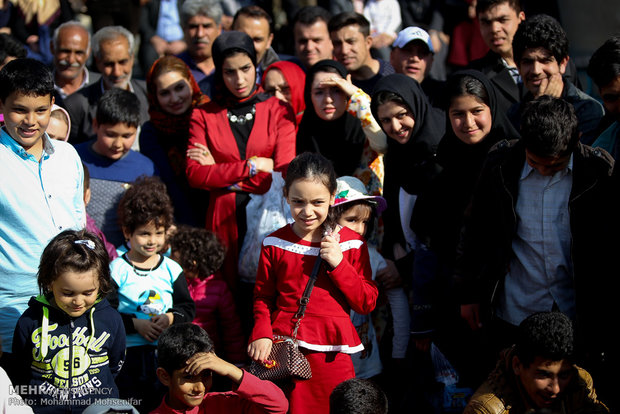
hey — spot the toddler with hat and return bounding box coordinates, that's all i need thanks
[330,176,410,379]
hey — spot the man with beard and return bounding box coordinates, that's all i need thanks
[50,21,100,103]
[64,25,149,146]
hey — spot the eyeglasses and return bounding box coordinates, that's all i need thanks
[265,85,291,96]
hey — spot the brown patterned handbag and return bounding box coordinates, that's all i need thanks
[248,258,323,381]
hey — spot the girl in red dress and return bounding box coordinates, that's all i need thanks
[248,152,379,414]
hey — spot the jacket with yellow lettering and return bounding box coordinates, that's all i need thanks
[12,295,126,413]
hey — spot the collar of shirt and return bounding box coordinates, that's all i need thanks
[0,127,55,161]
[99,77,135,95]
[520,153,574,181]
[54,67,90,99]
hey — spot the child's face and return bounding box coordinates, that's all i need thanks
[165,368,212,410]
[286,178,334,241]
[449,94,492,145]
[337,204,372,237]
[46,116,69,141]
[49,269,100,317]
[0,92,53,151]
[124,221,167,262]
[92,122,137,160]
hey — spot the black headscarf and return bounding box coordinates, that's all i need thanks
[296,59,367,177]
[436,69,520,170]
[371,73,445,195]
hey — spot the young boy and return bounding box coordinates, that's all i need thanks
[152,323,288,414]
[0,58,85,372]
[75,87,156,247]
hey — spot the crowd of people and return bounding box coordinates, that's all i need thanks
[0,0,619,413]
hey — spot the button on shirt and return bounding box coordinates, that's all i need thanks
[0,128,85,351]
[497,155,575,326]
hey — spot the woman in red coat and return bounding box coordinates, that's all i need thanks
[186,31,296,326]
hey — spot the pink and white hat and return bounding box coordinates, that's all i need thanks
[333,176,387,215]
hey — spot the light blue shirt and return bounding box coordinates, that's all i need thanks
[156,0,184,42]
[497,155,575,326]
[0,128,85,351]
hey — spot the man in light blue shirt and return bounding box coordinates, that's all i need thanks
[0,59,85,368]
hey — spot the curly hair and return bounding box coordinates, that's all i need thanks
[38,229,113,296]
[117,175,174,234]
[513,14,569,65]
[330,378,388,414]
[169,225,226,278]
[514,311,574,367]
[158,323,214,374]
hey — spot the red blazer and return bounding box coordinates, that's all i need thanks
[186,97,296,289]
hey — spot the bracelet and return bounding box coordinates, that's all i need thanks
[247,156,258,177]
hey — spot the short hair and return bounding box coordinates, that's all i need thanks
[232,5,273,34]
[38,229,113,296]
[169,225,226,278]
[330,378,388,414]
[92,25,135,60]
[476,0,522,15]
[513,14,569,65]
[520,95,579,157]
[292,6,331,28]
[0,58,54,102]
[587,36,620,89]
[95,88,141,128]
[158,323,214,374]
[52,21,91,51]
[514,311,574,367]
[328,12,370,37]
[181,0,223,27]
[117,175,174,234]
[0,33,27,64]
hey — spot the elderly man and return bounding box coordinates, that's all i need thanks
[64,25,149,145]
[177,0,222,83]
[50,21,100,103]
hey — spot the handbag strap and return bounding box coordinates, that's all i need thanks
[291,256,323,338]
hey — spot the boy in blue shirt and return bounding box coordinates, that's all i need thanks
[75,88,156,247]
[0,58,85,376]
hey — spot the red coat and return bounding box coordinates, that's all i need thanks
[250,225,378,352]
[186,274,246,364]
[186,97,296,289]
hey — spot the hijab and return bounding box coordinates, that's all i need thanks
[146,56,209,137]
[371,73,445,194]
[297,59,367,177]
[211,30,264,108]
[437,69,520,170]
[261,60,306,123]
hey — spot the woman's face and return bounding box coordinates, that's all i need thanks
[377,100,415,144]
[263,68,292,103]
[310,71,347,121]
[155,70,193,115]
[449,94,492,145]
[222,52,256,99]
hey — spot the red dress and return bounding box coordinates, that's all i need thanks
[250,224,378,414]
[186,97,296,289]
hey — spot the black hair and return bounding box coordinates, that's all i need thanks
[587,36,620,89]
[514,311,574,367]
[0,33,27,66]
[0,58,54,102]
[38,229,113,297]
[117,175,174,234]
[520,95,579,157]
[95,88,141,128]
[476,0,522,15]
[232,5,273,34]
[330,378,388,414]
[169,225,226,278]
[513,14,569,65]
[443,73,490,110]
[329,200,376,239]
[371,90,411,118]
[292,5,331,27]
[284,152,337,197]
[158,323,214,374]
[328,12,370,37]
